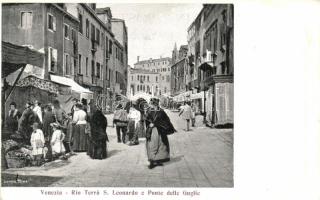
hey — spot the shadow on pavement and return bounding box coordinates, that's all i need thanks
[165,155,184,165]
[108,149,123,158]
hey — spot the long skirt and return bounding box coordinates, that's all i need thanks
[72,124,87,152]
[88,138,107,159]
[146,127,170,162]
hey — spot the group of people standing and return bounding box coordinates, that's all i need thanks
[5,98,109,166]
[113,98,176,169]
[6,96,177,170]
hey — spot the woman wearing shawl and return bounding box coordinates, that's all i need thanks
[87,104,108,159]
[145,98,176,169]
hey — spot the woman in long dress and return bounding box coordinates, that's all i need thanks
[87,105,108,159]
[145,98,176,169]
[72,103,87,152]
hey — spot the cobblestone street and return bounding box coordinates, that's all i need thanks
[2,110,233,187]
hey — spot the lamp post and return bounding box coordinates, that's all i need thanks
[203,86,207,124]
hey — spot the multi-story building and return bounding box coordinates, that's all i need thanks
[65,3,128,109]
[110,18,128,96]
[2,3,129,112]
[134,57,171,95]
[190,4,234,126]
[127,67,160,97]
[170,44,189,97]
[2,3,79,80]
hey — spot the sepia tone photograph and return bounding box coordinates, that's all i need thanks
[1,3,234,187]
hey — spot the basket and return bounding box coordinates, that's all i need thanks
[5,155,27,168]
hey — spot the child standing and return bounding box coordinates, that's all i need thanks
[50,123,66,159]
[30,122,45,166]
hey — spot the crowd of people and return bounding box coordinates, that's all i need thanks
[5,98,109,166]
[5,96,178,169]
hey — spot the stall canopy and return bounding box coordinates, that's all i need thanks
[50,74,93,99]
[2,41,44,77]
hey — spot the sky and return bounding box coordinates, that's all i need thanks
[98,4,203,67]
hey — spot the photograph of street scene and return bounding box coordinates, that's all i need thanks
[1,3,234,187]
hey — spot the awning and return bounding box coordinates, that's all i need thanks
[191,92,205,100]
[50,74,93,99]
[2,41,44,77]
[16,75,62,94]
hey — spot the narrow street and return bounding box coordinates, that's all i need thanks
[2,110,233,187]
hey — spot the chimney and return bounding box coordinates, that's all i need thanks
[137,56,140,62]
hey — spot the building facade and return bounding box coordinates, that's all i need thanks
[2,3,79,80]
[127,67,160,98]
[134,57,171,95]
[190,4,234,125]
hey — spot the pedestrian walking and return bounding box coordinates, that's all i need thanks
[191,103,196,127]
[127,103,141,146]
[72,103,88,152]
[6,102,21,134]
[30,122,45,166]
[145,98,176,169]
[88,104,108,159]
[179,101,192,131]
[113,104,128,143]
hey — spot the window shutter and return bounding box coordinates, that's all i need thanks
[53,16,56,31]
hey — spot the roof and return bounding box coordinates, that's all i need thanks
[96,7,112,17]
[130,68,159,74]
[134,57,171,65]
[80,4,114,37]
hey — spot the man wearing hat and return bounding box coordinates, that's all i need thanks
[113,104,128,143]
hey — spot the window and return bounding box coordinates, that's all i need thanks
[109,40,112,54]
[105,36,109,57]
[91,24,95,41]
[71,28,76,42]
[137,75,140,80]
[116,48,118,59]
[73,58,76,75]
[79,13,83,34]
[96,28,100,44]
[21,12,32,29]
[164,87,167,93]
[48,13,56,31]
[48,47,57,72]
[167,75,170,82]
[91,60,95,77]
[64,54,70,75]
[108,69,111,81]
[137,85,139,91]
[96,63,100,78]
[156,76,158,82]
[78,54,82,74]
[131,76,133,81]
[147,76,149,81]
[64,24,69,39]
[85,57,88,76]
[168,68,170,71]
[162,76,164,81]
[86,19,89,38]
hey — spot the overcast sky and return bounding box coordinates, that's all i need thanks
[98,4,203,67]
